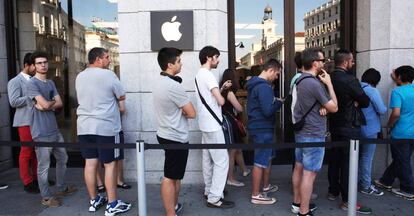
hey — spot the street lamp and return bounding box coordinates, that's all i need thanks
[235,42,244,48]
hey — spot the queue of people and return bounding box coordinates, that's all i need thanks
[5,46,414,216]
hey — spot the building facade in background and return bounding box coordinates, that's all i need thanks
[304,0,340,60]
[240,6,305,66]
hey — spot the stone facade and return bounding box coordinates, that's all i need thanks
[118,0,228,182]
[356,0,414,174]
[0,0,12,171]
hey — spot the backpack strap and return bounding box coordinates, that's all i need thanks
[293,75,319,120]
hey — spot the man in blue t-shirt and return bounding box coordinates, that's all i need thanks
[375,65,414,200]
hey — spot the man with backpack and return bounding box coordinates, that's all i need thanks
[291,48,338,216]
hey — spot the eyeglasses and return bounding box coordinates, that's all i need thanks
[35,61,48,65]
[314,59,326,63]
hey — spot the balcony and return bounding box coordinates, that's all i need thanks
[40,0,57,8]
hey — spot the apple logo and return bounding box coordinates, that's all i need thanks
[161,16,182,42]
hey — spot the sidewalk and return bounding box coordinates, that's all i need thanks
[0,166,412,216]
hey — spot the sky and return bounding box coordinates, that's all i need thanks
[59,0,331,58]
[60,0,118,27]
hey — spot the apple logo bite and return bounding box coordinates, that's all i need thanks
[161,16,182,42]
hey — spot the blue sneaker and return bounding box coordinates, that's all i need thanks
[175,203,183,215]
[89,195,107,212]
[105,200,131,216]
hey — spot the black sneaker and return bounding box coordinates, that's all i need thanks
[206,198,235,209]
[97,185,106,193]
[297,211,314,216]
[24,181,40,194]
[373,179,392,191]
[204,189,228,200]
[291,202,317,214]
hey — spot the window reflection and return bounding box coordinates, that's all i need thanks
[19,0,118,146]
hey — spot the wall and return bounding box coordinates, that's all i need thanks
[118,0,228,183]
[356,0,414,175]
[0,0,12,171]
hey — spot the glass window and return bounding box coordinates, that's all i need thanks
[13,0,120,163]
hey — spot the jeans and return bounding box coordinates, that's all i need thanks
[294,135,325,172]
[251,132,275,168]
[358,134,377,189]
[34,133,68,199]
[201,130,228,203]
[380,139,414,194]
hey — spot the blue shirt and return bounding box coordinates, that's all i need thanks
[390,84,414,139]
[360,82,387,137]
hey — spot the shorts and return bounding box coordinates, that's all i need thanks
[79,133,124,164]
[295,135,325,172]
[157,136,189,180]
[250,132,275,168]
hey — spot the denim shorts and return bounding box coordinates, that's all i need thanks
[295,135,325,172]
[251,132,275,168]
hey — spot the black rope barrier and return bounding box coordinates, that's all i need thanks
[0,138,412,150]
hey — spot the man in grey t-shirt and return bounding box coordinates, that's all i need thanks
[76,47,131,215]
[291,48,338,216]
[154,47,196,216]
[27,51,76,207]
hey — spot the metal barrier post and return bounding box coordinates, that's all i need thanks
[136,140,147,216]
[348,139,359,216]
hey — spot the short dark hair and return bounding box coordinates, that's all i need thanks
[31,51,48,63]
[262,59,282,72]
[88,47,108,64]
[394,65,414,83]
[250,65,262,76]
[294,51,303,69]
[23,52,33,66]
[334,49,352,66]
[199,46,220,65]
[302,48,323,70]
[157,47,183,71]
[220,68,239,91]
[361,68,381,87]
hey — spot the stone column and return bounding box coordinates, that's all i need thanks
[17,0,36,62]
[118,0,228,182]
[356,0,414,175]
[0,0,12,171]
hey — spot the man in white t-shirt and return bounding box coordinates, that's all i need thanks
[153,47,196,216]
[195,46,234,208]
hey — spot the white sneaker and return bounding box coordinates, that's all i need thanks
[105,200,131,216]
[263,184,279,193]
[251,193,276,205]
[89,195,107,212]
[227,180,245,187]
